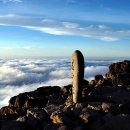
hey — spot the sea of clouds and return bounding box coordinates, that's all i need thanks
[0,57,126,108]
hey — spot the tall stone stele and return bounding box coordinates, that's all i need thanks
[71,50,85,103]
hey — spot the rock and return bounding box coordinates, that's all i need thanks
[63,103,84,118]
[44,104,64,116]
[35,86,61,96]
[109,61,130,73]
[119,104,130,114]
[91,113,130,130]
[93,75,113,88]
[47,94,64,106]
[0,106,16,115]
[87,102,102,111]
[26,117,42,130]
[27,91,40,99]
[58,125,68,130]
[47,98,64,106]
[65,95,73,107]
[42,123,59,130]
[73,103,84,116]
[94,75,104,84]
[24,97,47,108]
[50,110,71,125]
[71,50,85,103]
[9,96,17,107]
[61,84,72,94]
[89,80,96,86]
[79,108,100,125]
[15,108,26,116]
[83,79,89,86]
[82,86,93,97]
[106,60,130,87]
[101,102,112,112]
[27,107,48,120]
[102,78,113,86]
[0,114,18,120]
[73,126,84,130]
[16,116,27,122]
[0,121,27,130]
[14,93,28,107]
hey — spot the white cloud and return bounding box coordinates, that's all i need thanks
[42,19,56,23]
[100,36,119,42]
[62,22,79,28]
[0,58,71,86]
[0,66,24,85]
[0,14,16,18]
[85,66,109,79]
[98,25,108,29]
[0,14,130,42]
[49,69,70,78]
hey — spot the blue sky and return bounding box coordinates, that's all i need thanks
[0,0,130,57]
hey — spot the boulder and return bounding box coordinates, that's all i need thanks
[14,93,28,107]
[16,116,27,122]
[87,102,102,111]
[105,60,130,87]
[61,85,72,94]
[44,104,64,116]
[79,108,100,125]
[50,110,71,125]
[27,107,48,120]
[24,97,47,108]
[94,75,104,84]
[0,106,16,115]
[101,102,112,113]
[15,108,26,116]
[35,86,61,96]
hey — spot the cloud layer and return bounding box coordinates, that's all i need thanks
[0,14,130,41]
[0,57,117,108]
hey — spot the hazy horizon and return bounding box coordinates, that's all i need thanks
[1,55,130,59]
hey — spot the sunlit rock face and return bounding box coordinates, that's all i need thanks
[105,60,130,87]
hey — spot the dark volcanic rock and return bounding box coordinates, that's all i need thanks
[0,106,16,115]
[105,60,130,87]
[50,110,71,125]
[35,86,61,96]
[90,114,130,130]
[94,75,104,84]
[61,84,72,94]
[27,107,48,120]
[44,104,64,116]
[0,121,27,130]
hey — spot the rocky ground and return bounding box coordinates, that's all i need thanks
[0,60,130,130]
